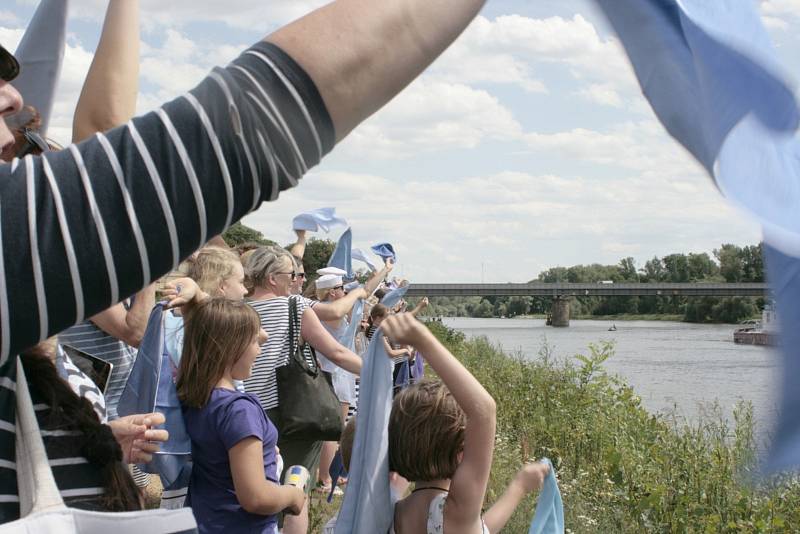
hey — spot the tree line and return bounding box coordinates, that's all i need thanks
[424,243,765,324]
[222,225,764,324]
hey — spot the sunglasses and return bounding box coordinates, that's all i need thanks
[275,271,297,280]
[17,128,50,158]
[332,285,344,291]
[0,44,20,82]
[296,272,306,279]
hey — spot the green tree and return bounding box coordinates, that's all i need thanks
[301,238,337,283]
[221,222,277,247]
[618,257,639,281]
[687,252,719,281]
[714,244,744,282]
[740,243,764,282]
[641,256,666,282]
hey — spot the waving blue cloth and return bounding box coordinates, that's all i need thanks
[762,245,800,474]
[334,330,393,534]
[528,458,564,534]
[118,303,192,488]
[14,0,69,136]
[371,243,396,262]
[593,0,800,475]
[352,248,377,272]
[292,207,348,233]
[328,227,354,279]
[593,0,800,256]
[380,284,409,309]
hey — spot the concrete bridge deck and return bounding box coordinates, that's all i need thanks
[404,283,768,298]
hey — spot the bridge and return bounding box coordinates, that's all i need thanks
[404,283,769,327]
[404,283,768,298]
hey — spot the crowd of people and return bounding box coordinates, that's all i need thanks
[0,0,558,533]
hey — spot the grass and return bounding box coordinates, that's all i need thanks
[147,320,794,532]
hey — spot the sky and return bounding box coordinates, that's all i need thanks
[2,0,799,283]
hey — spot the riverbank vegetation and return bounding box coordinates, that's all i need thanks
[308,322,797,533]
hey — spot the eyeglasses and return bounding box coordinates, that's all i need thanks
[0,44,20,82]
[332,285,344,291]
[296,272,306,279]
[275,271,297,280]
[17,128,50,158]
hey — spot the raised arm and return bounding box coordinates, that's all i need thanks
[0,0,485,363]
[300,307,362,375]
[72,0,140,142]
[288,229,307,261]
[266,0,486,141]
[363,259,394,296]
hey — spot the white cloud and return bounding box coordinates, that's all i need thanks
[338,79,523,158]
[574,83,623,108]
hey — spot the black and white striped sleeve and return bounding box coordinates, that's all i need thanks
[0,41,334,360]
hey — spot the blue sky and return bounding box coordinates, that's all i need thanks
[3,0,799,282]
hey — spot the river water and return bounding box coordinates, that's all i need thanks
[442,317,779,442]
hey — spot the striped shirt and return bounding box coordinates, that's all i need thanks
[244,296,310,411]
[0,357,106,523]
[58,321,135,420]
[0,40,334,362]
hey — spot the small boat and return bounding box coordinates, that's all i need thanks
[608,324,617,331]
[734,305,778,347]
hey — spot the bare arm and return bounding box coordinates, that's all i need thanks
[300,307,362,374]
[72,0,140,142]
[482,463,550,533]
[312,288,367,322]
[382,314,496,532]
[409,296,429,317]
[230,438,305,515]
[363,260,394,296]
[266,0,486,141]
[90,284,155,347]
[289,230,307,260]
[382,337,410,359]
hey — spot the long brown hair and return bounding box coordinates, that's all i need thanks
[19,352,142,512]
[177,298,260,408]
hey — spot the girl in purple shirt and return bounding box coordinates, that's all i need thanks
[177,298,305,533]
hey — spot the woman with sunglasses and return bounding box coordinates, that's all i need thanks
[242,246,362,534]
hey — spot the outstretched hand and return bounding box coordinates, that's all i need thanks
[109,412,169,464]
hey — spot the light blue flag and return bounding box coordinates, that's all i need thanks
[352,248,377,272]
[328,227,354,279]
[762,245,800,474]
[371,243,396,262]
[593,0,800,475]
[528,458,564,534]
[118,303,192,488]
[13,0,69,137]
[292,207,348,233]
[334,330,394,534]
[593,0,800,257]
[380,284,409,309]
[341,299,364,353]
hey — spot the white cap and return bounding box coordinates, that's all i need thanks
[317,267,347,277]
[316,274,343,289]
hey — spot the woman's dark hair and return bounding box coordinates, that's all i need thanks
[19,352,142,512]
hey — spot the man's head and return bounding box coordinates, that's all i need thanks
[0,44,24,159]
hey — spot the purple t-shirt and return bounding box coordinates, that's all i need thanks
[183,388,279,533]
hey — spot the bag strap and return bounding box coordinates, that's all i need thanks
[15,357,67,516]
[287,297,317,376]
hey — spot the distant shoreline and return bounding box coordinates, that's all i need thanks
[433,313,760,323]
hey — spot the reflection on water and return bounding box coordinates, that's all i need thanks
[443,317,779,440]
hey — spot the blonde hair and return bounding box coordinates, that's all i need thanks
[181,247,241,295]
[315,286,334,301]
[177,298,260,408]
[245,246,295,289]
[388,379,466,481]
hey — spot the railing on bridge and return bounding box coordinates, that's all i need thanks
[404,283,768,298]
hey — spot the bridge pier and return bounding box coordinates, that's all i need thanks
[550,297,570,327]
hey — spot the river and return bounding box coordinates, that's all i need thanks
[442,317,779,443]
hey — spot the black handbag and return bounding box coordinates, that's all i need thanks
[275,296,344,441]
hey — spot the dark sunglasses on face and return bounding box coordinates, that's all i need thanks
[275,271,297,280]
[17,128,50,158]
[296,272,306,279]
[333,285,344,291]
[0,44,20,82]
